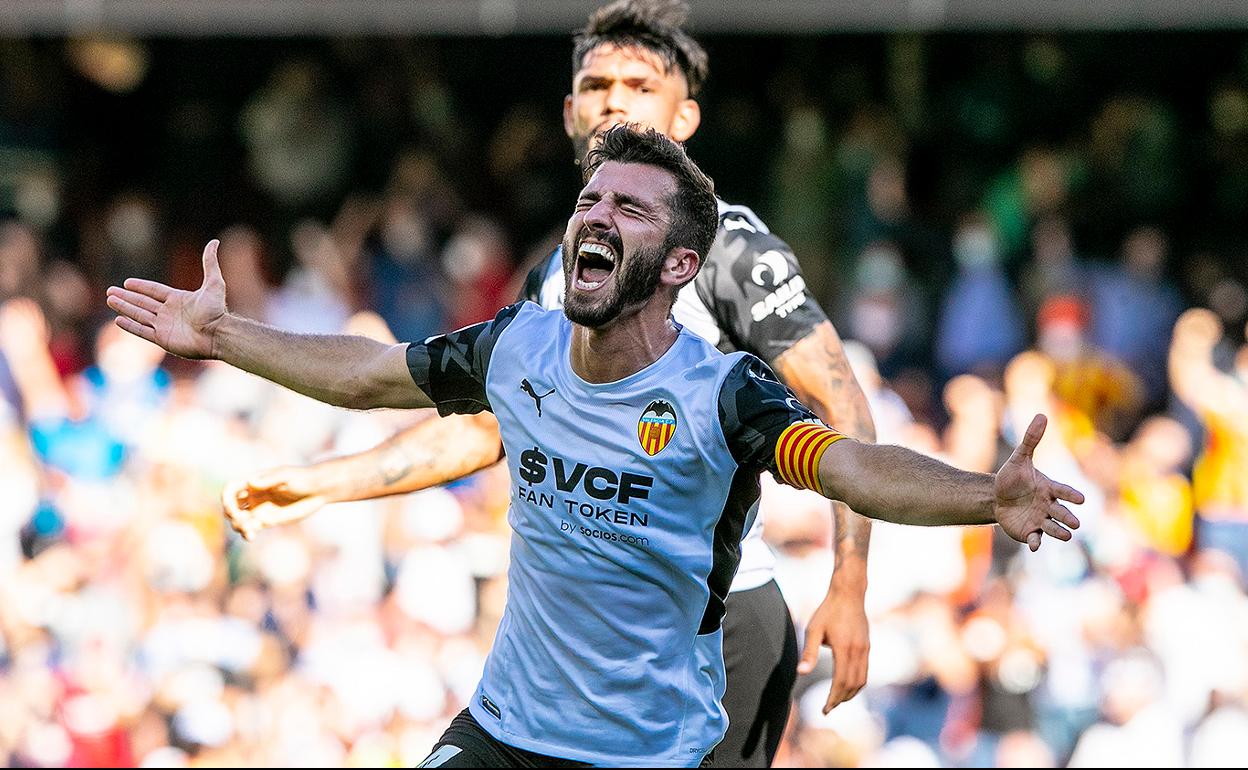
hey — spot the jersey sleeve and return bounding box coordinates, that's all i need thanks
[696,216,829,363]
[718,355,848,494]
[406,302,526,417]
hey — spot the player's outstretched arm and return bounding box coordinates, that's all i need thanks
[106,240,429,411]
[818,414,1083,551]
[222,412,503,540]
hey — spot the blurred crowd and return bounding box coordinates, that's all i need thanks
[2,33,1248,768]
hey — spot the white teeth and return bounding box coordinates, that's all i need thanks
[578,242,614,262]
[574,241,613,292]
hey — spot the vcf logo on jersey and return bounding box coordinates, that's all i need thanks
[637,400,678,456]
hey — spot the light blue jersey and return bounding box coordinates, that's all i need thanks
[515,201,831,593]
[406,302,824,766]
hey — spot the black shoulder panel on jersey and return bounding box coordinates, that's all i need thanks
[406,302,527,417]
[717,354,821,473]
[695,210,829,362]
[516,248,559,303]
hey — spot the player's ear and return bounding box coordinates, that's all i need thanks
[563,94,576,139]
[662,247,700,287]
[669,99,701,143]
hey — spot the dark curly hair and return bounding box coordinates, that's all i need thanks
[583,124,717,269]
[572,0,709,96]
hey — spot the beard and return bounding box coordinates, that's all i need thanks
[562,229,666,328]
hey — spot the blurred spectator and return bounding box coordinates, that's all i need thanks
[0,220,42,303]
[84,322,171,447]
[1143,551,1248,731]
[942,374,1004,475]
[766,103,842,301]
[216,226,274,323]
[1085,96,1180,225]
[942,374,1007,600]
[847,240,928,377]
[0,387,38,574]
[0,299,125,481]
[1169,308,1248,581]
[440,214,513,330]
[41,259,93,375]
[266,220,354,335]
[1037,295,1145,441]
[1021,215,1085,319]
[239,59,354,210]
[842,339,915,446]
[1088,226,1184,405]
[981,147,1073,260]
[1116,417,1194,557]
[936,213,1027,379]
[365,192,447,343]
[1066,652,1183,768]
[858,155,909,245]
[98,195,165,288]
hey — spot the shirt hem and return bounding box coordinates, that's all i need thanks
[467,700,707,768]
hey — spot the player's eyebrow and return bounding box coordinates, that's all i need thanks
[578,74,661,92]
[577,188,667,222]
[626,75,661,88]
[577,75,613,91]
[612,191,658,215]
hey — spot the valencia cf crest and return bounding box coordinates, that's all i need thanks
[638,400,678,456]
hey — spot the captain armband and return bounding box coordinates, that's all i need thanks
[774,422,848,495]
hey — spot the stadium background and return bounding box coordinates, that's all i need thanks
[2,1,1247,766]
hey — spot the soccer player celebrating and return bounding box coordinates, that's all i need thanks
[224,4,876,764]
[108,126,1083,768]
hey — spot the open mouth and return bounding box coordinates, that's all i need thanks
[574,240,617,292]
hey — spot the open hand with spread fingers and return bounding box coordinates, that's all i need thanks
[105,239,227,360]
[994,414,1085,551]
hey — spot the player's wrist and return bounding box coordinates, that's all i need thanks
[291,463,347,504]
[828,568,867,601]
[208,312,245,362]
[987,473,1007,526]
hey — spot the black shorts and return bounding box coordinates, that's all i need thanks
[417,710,590,768]
[717,579,799,768]
[418,709,717,768]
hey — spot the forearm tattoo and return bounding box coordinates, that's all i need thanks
[774,322,876,567]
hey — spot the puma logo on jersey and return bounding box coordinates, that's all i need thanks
[521,379,556,416]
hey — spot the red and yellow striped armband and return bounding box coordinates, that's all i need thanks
[774,422,848,495]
